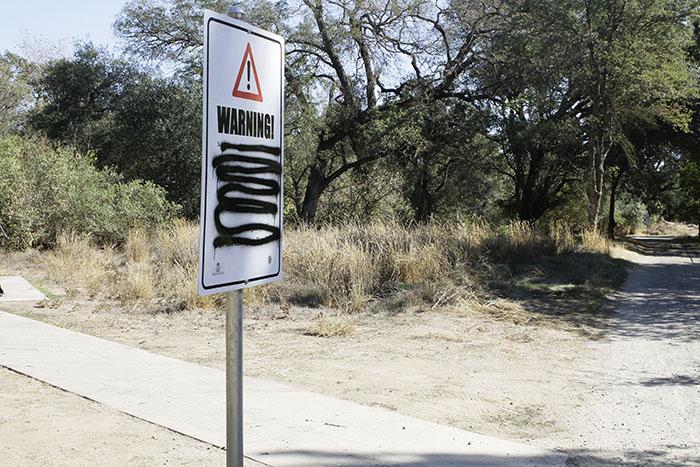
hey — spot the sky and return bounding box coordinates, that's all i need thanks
[0,0,129,59]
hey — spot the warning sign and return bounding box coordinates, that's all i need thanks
[198,10,284,295]
[233,43,263,102]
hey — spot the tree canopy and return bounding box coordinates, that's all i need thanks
[3,0,698,234]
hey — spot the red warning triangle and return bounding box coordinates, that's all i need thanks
[232,43,263,102]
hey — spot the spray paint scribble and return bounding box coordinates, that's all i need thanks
[213,143,281,248]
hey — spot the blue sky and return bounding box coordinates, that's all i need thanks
[0,1,129,58]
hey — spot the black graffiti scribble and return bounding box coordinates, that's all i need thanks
[217,176,279,196]
[217,195,277,215]
[220,142,281,156]
[213,143,281,248]
[213,220,280,247]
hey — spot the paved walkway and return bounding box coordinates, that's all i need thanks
[0,276,45,302]
[0,311,566,466]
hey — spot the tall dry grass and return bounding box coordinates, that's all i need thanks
[46,231,116,298]
[46,221,219,310]
[44,219,609,313]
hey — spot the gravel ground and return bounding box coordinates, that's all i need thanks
[561,238,700,466]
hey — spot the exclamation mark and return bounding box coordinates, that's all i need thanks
[246,61,251,90]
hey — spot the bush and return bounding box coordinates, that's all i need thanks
[615,198,648,235]
[0,150,33,249]
[0,135,178,249]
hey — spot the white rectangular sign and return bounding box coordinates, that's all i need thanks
[198,10,284,295]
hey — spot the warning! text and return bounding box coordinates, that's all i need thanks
[217,105,274,140]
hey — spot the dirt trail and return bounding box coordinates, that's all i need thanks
[566,237,700,465]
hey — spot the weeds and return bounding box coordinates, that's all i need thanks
[304,313,354,337]
[41,220,623,320]
[580,230,610,254]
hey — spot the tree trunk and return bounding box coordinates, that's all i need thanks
[607,168,624,239]
[299,166,326,224]
[410,159,432,223]
[587,139,606,231]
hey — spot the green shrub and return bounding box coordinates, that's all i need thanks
[615,197,648,235]
[0,151,33,249]
[0,135,178,249]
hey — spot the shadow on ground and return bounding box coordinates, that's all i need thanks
[638,374,700,386]
[499,236,700,341]
[253,447,699,466]
[255,450,559,467]
[496,251,629,334]
[603,262,700,342]
[622,235,699,259]
[565,445,700,466]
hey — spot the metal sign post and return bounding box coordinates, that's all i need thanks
[197,5,284,467]
[226,288,243,467]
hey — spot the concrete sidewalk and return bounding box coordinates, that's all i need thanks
[0,276,45,302]
[0,311,567,466]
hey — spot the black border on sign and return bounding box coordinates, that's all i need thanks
[201,17,284,291]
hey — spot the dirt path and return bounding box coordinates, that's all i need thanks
[565,237,700,465]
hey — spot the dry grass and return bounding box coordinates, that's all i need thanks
[304,313,354,337]
[580,230,610,254]
[642,220,697,237]
[46,232,116,298]
[40,219,617,318]
[548,221,577,254]
[45,222,219,310]
[118,263,155,301]
[125,229,150,263]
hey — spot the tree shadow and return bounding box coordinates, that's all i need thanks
[494,251,630,334]
[565,445,700,466]
[637,374,700,386]
[622,235,700,259]
[252,447,699,466]
[498,236,700,341]
[602,261,700,342]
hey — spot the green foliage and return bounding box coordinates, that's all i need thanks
[615,197,648,234]
[677,158,700,225]
[0,149,32,249]
[115,0,232,76]
[30,44,133,147]
[29,44,201,216]
[100,74,202,216]
[475,0,698,228]
[3,1,699,231]
[0,135,178,250]
[0,52,34,136]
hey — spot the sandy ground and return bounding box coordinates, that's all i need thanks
[1,236,698,466]
[0,367,225,466]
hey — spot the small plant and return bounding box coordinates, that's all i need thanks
[118,263,155,302]
[305,313,353,337]
[126,229,150,263]
[615,198,648,235]
[46,231,116,298]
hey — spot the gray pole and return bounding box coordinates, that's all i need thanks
[225,289,244,467]
[228,5,245,20]
[226,8,247,467]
